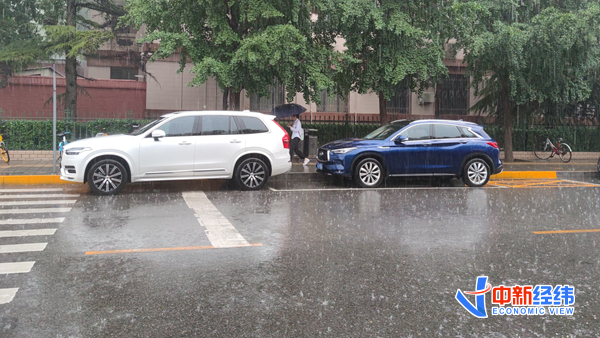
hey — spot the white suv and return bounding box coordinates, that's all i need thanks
[60,111,292,195]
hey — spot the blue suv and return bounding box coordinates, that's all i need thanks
[316,119,503,188]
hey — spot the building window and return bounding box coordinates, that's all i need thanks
[386,80,409,114]
[317,90,346,112]
[110,67,138,80]
[249,82,285,111]
[437,74,469,115]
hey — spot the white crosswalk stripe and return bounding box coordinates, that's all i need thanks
[0,188,64,193]
[0,218,65,225]
[0,187,76,304]
[0,194,80,199]
[0,288,19,304]
[0,243,47,253]
[0,229,57,237]
[0,207,71,214]
[0,262,35,274]
[0,200,77,206]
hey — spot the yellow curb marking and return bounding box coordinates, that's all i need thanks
[533,229,600,234]
[0,175,76,185]
[85,243,263,255]
[491,171,557,180]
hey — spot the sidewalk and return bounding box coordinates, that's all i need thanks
[0,151,596,184]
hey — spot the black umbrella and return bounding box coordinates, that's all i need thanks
[271,103,307,119]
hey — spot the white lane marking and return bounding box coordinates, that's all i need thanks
[268,186,474,192]
[182,191,250,248]
[0,229,56,237]
[0,208,71,214]
[0,288,19,304]
[0,243,47,253]
[0,218,65,225]
[0,194,80,199]
[0,200,77,206]
[0,261,35,274]
[0,188,64,193]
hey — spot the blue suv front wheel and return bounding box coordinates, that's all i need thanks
[354,158,385,188]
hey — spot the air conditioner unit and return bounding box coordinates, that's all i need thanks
[419,92,435,105]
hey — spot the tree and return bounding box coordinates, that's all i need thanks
[330,0,450,125]
[44,0,126,117]
[125,0,340,110]
[1,0,127,117]
[0,0,45,87]
[453,1,600,161]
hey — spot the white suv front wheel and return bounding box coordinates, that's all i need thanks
[87,159,128,195]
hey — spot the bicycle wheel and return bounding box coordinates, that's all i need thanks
[56,155,62,168]
[533,138,552,160]
[558,143,572,163]
[0,145,9,163]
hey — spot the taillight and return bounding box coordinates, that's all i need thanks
[487,142,499,149]
[274,121,290,149]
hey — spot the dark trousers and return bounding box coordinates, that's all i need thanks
[290,137,305,161]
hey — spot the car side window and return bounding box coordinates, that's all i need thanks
[201,116,232,135]
[237,117,269,134]
[459,127,478,138]
[434,124,462,139]
[155,116,195,137]
[399,124,431,141]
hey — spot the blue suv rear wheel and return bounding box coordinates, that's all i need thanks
[462,158,490,187]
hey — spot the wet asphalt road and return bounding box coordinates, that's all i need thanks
[1,177,600,337]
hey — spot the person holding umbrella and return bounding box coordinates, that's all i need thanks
[272,103,310,166]
[290,114,310,166]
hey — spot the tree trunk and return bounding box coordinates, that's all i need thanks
[65,0,77,118]
[378,91,388,125]
[222,87,229,110]
[231,91,241,111]
[500,82,513,162]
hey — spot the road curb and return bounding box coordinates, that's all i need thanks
[490,171,557,180]
[0,175,76,185]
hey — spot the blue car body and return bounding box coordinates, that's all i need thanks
[316,119,503,186]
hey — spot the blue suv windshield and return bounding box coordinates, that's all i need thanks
[364,121,410,140]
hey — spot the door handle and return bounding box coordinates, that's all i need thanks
[179,141,192,145]
[230,139,242,143]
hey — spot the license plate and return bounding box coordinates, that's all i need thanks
[316,162,323,170]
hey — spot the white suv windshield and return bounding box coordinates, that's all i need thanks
[130,117,167,136]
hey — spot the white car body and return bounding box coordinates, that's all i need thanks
[60,111,291,193]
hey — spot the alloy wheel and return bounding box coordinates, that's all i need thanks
[92,162,123,193]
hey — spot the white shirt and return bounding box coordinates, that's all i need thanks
[290,118,303,139]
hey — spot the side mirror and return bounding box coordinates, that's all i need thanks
[394,135,408,144]
[152,129,166,141]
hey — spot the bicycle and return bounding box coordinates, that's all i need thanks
[56,131,70,167]
[0,135,9,163]
[533,136,572,163]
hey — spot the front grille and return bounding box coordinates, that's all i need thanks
[317,148,329,161]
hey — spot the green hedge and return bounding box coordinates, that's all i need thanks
[484,125,600,152]
[2,119,599,151]
[1,119,151,150]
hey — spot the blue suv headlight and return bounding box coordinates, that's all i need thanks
[331,147,356,154]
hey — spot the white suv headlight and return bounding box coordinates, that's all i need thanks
[331,147,356,154]
[65,147,92,155]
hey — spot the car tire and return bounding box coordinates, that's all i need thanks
[354,158,384,188]
[87,159,128,195]
[234,157,269,190]
[462,158,490,187]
